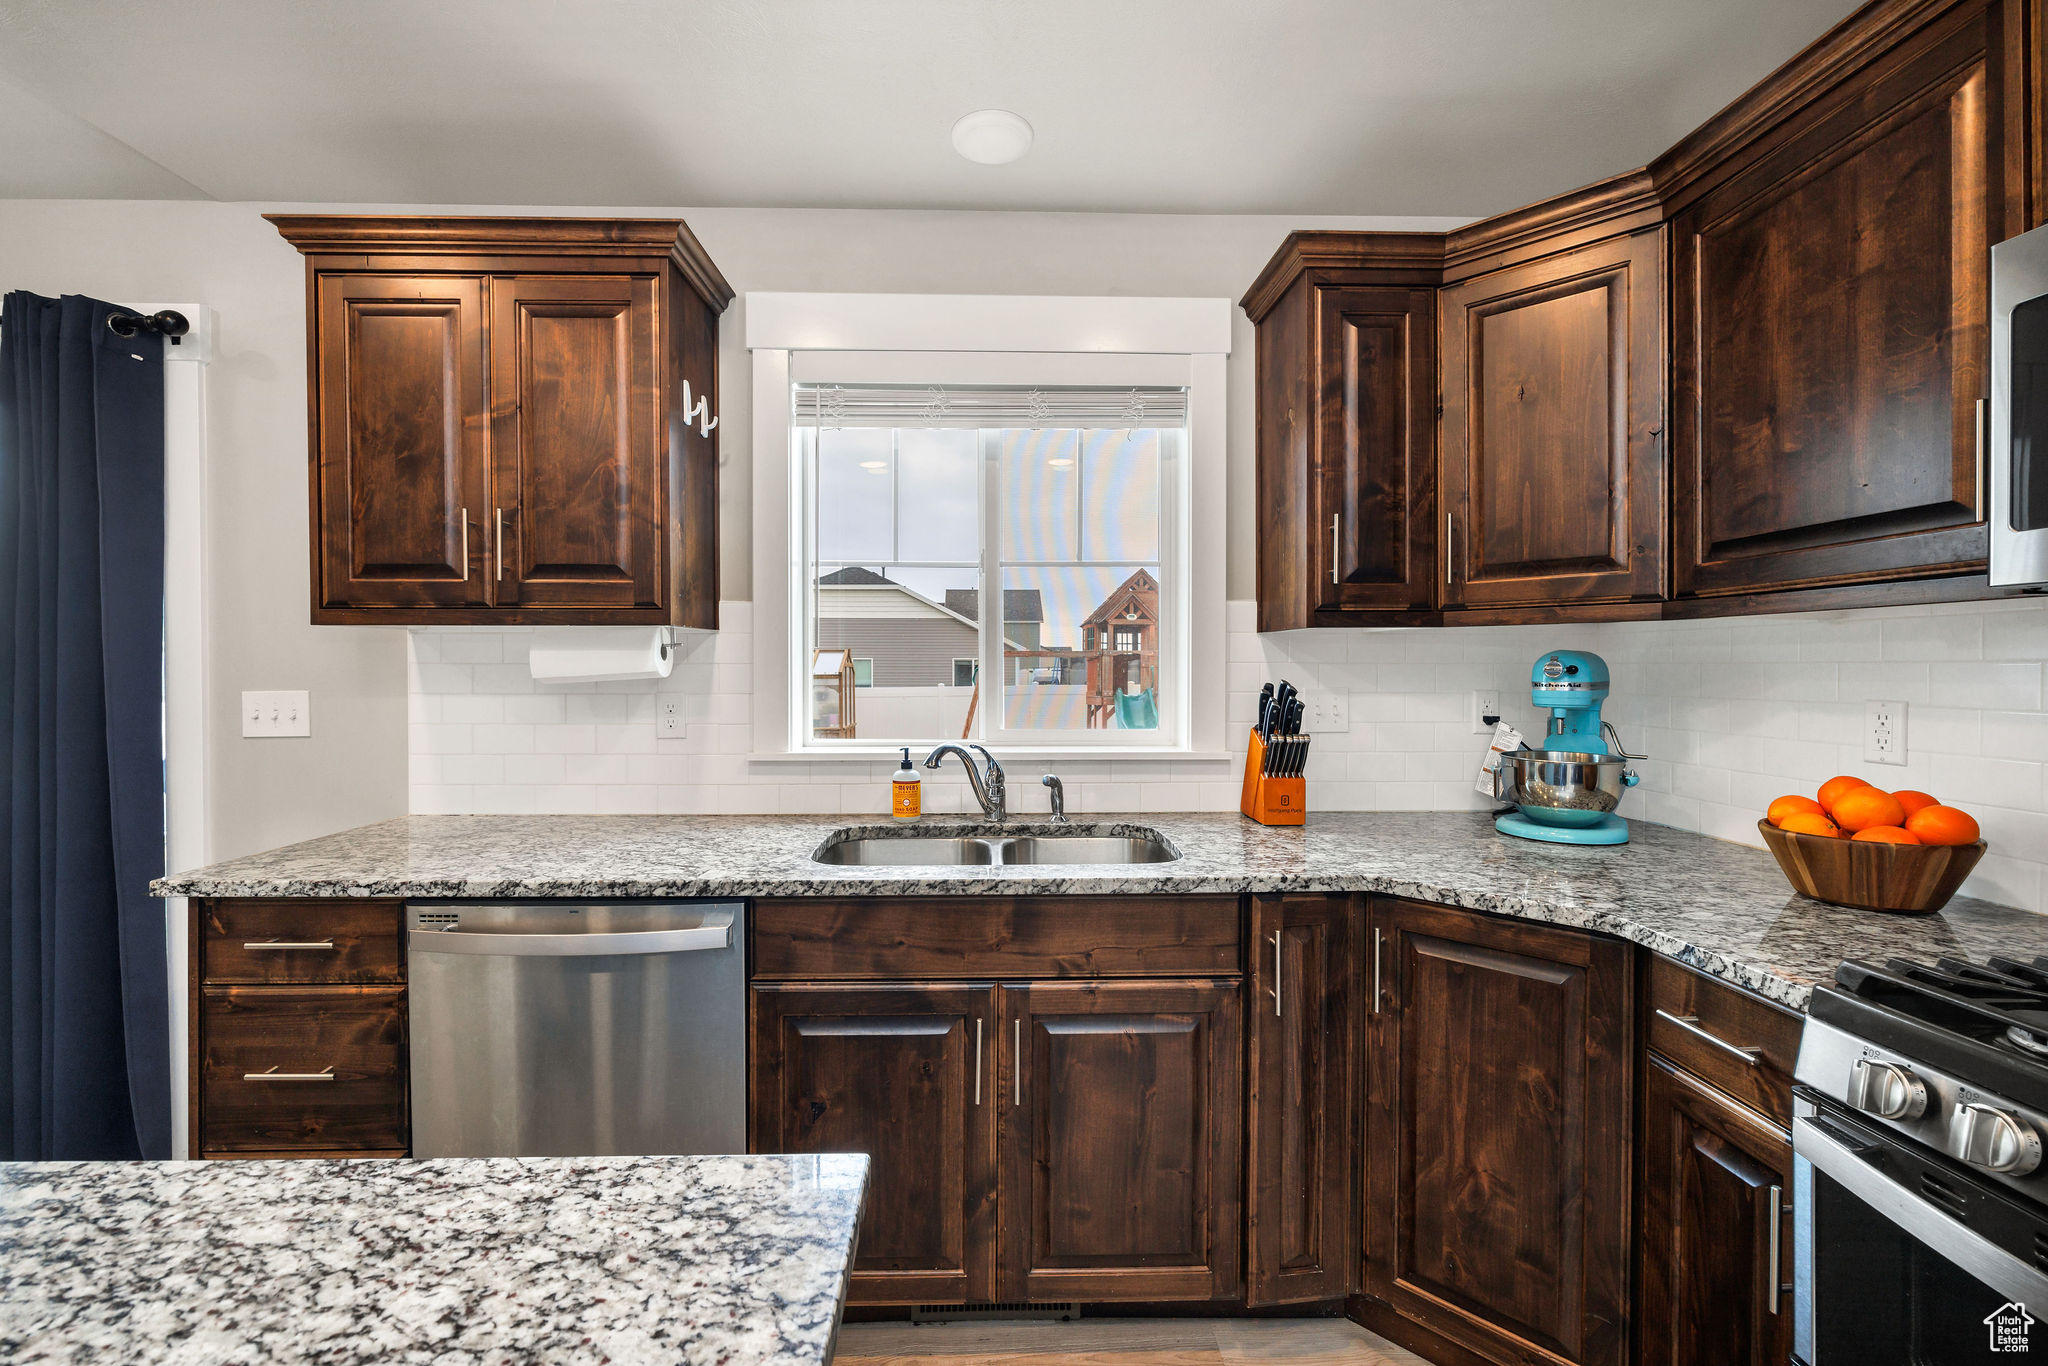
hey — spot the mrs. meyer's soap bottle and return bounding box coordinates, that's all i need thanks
[891,747,922,819]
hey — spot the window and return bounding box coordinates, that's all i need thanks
[852,658,874,688]
[797,383,1186,747]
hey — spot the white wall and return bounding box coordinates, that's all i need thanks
[0,200,407,860]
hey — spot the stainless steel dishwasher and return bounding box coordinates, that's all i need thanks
[406,901,745,1157]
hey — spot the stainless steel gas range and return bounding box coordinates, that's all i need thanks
[1795,957,2048,1362]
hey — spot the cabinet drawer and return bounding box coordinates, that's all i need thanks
[199,987,407,1153]
[752,896,1242,980]
[202,900,403,984]
[1645,957,1801,1127]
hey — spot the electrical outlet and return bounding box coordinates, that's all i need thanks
[1865,699,1907,766]
[241,690,310,738]
[1302,692,1348,733]
[1472,689,1502,735]
[656,698,685,738]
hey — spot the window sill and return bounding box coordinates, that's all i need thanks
[750,748,1237,764]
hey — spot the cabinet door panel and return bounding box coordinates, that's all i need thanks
[490,275,662,609]
[1440,231,1665,609]
[1673,19,2006,598]
[1636,1057,1793,1366]
[1247,894,1357,1305]
[1316,287,1439,613]
[1366,898,1631,1366]
[1001,980,1242,1303]
[749,984,997,1305]
[314,275,487,609]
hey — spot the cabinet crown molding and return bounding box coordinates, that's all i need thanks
[265,214,735,312]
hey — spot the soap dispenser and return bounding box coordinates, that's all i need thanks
[891,747,922,820]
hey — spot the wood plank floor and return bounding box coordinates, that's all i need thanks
[834,1317,1431,1366]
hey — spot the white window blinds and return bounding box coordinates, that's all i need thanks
[793,383,1189,430]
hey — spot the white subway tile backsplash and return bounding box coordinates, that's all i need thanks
[409,599,2048,915]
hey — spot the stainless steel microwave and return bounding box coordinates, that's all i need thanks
[1992,221,2048,586]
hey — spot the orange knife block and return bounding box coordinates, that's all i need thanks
[1239,728,1306,826]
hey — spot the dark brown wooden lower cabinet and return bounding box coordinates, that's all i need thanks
[1001,979,1244,1303]
[1635,1056,1794,1366]
[198,985,408,1153]
[748,983,998,1305]
[1247,894,1358,1305]
[1363,898,1633,1366]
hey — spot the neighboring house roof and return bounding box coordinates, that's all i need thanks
[816,566,896,586]
[1083,568,1159,627]
[942,588,1045,625]
[816,572,1027,648]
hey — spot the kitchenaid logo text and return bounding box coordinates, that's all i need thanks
[1986,1301,2034,1352]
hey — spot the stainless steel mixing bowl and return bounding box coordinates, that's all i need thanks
[1493,750,1639,824]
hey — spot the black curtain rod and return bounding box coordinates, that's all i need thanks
[106,309,189,343]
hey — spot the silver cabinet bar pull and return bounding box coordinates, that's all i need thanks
[974,1018,983,1106]
[459,509,469,581]
[1655,1009,1762,1064]
[244,1066,335,1083]
[1443,508,1454,585]
[496,507,507,580]
[1014,1017,1022,1107]
[243,940,336,951]
[1270,929,1283,1018]
[1330,513,1340,585]
[1373,928,1383,1014]
[1767,1182,1784,1314]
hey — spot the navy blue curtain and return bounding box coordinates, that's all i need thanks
[0,292,169,1160]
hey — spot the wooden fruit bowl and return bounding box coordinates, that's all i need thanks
[1756,819,1987,915]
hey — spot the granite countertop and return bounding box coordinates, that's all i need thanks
[153,811,2048,1012]
[0,1153,867,1366]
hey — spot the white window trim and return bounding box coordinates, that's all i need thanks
[750,292,1230,760]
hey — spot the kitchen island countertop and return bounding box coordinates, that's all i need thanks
[0,1153,867,1366]
[152,810,2048,1011]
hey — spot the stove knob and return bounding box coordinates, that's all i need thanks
[1948,1103,2044,1176]
[1848,1058,1928,1120]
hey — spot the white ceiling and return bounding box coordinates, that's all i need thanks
[0,0,1861,216]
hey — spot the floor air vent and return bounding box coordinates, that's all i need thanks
[909,1303,1080,1323]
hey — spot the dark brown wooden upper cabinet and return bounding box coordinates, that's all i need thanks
[311,274,489,610]
[489,274,662,611]
[1243,236,1445,630]
[1363,897,1632,1366]
[1664,0,2036,605]
[269,215,732,626]
[1439,226,1668,612]
[1246,893,1358,1307]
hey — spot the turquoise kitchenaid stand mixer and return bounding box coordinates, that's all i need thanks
[1493,650,1646,846]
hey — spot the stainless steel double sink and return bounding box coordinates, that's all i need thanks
[813,828,1179,866]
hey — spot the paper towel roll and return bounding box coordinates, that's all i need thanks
[528,628,677,684]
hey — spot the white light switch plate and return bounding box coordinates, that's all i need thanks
[1302,692,1348,733]
[242,690,310,738]
[1865,699,1907,766]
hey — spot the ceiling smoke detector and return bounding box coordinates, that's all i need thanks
[951,109,1033,165]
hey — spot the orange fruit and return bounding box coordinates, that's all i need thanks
[1832,786,1907,833]
[1904,805,1981,846]
[1767,795,1826,826]
[1817,775,1872,815]
[1893,790,1940,817]
[1852,826,1922,845]
[1779,812,1843,838]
